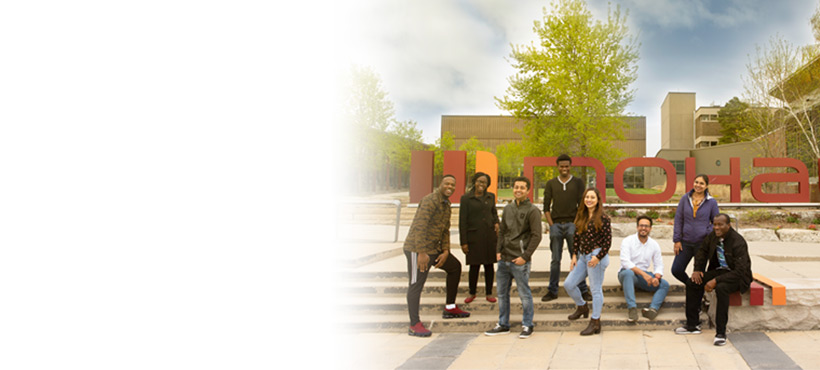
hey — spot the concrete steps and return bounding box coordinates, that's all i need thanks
[338,272,690,333]
[340,295,686,313]
[342,312,687,333]
[341,279,684,297]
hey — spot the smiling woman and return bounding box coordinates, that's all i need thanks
[459,172,500,303]
[565,187,612,335]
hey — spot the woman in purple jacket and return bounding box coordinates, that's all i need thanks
[671,174,719,284]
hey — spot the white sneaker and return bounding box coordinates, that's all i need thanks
[674,326,702,335]
[484,324,510,336]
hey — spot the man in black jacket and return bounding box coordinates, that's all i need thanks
[674,214,752,346]
[484,176,541,339]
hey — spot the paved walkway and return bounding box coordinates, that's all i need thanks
[340,330,820,369]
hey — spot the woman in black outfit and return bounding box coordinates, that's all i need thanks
[459,172,500,303]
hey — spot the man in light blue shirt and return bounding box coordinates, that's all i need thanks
[618,215,670,322]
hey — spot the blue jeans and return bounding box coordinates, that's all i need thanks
[617,268,670,310]
[549,222,589,295]
[671,241,699,284]
[496,260,534,328]
[565,248,609,319]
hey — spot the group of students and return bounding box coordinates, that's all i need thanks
[403,155,752,346]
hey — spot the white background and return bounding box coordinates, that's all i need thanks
[0,1,335,368]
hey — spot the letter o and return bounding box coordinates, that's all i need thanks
[614,158,676,203]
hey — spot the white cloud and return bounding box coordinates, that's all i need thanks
[342,0,819,151]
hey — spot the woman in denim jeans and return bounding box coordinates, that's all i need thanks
[564,188,611,336]
[672,174,719,284]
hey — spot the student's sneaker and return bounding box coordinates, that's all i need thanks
[519,326,533,339]
[642,307,659,320]
[627,307,638,323]
[442,305,471,319]
[484,324,510,336]
[714,334,727,346]
[541,292,558,302]
[408,322,432,337]
[674,325,702,335]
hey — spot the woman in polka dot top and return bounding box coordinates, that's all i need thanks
[564,187,611,336]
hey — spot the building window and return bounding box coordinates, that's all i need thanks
[670,160,685,175]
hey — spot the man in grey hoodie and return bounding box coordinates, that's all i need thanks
[484,176,542,339]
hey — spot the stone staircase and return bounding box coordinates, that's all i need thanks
[338,197,820,333]
[339,270,690,333]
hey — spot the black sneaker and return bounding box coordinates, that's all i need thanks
[714,334,727,346]
[642,307,658,320]
[519,326,533,339]
[627,307,638,323]
[582,291,593,301]
[674,326,702,335]
[484,324,510,336]
[541,292,558,302]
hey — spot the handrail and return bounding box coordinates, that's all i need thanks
[338,199,402,242]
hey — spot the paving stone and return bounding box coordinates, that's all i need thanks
[730,332,801,370]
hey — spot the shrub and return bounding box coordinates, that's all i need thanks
[646,210,660,219]
[626,210,637,218]
[666,209,676,219]
[744,209,772,223]
[786,212,801,224]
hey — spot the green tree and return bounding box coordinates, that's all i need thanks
[495,141,525,191]
[495,141,524,177]
[743,34,819,168]
[458,136,487,177]
[342,65,426,190]
[717,97,749,144]
[433,131,456,176]
[496,0,639,174]
[345,65,395,132]
[343,65,395,175]
[387,120,424,172]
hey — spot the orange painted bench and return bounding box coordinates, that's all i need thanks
[728,273,785,306]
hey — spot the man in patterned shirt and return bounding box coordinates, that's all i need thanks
[404,175,470,337]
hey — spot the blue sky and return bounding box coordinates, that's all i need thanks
[340,0,818,156]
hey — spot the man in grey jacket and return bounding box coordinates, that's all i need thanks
[484,176,542,339]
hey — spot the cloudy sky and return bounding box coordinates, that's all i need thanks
[339,0,818,156]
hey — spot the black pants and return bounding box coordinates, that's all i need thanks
[405,250,462,326]
[469,263,494,296]
[684,269,744,335]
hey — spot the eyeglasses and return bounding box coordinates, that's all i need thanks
[637,224,652,228]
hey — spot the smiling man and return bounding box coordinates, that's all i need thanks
[485,176,541,339]
[542,154,591,302]
[674,213,752,347]
[618,215,669,323]
[404,175,470,337]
